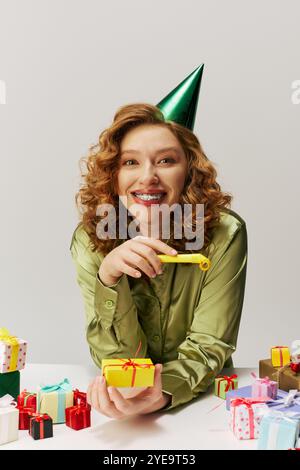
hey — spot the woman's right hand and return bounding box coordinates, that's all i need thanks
[98,236,178,286]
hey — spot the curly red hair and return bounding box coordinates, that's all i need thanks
[74,103,232,257]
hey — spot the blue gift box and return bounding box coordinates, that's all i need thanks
[257,412,300,450]
[226,386,292,411]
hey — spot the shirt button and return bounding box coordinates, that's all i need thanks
[153,335,160,342]
[105,299,115,309]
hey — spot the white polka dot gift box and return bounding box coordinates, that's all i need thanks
[0,328,27,374]
[229,397,269,440]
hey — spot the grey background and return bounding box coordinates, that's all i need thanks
[0,0,299,367]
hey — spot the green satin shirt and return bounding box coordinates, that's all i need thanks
[69,208,247,411]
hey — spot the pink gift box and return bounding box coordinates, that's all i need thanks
[229,397,269,440]
[252,376,278,399]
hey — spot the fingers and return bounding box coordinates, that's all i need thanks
[134,236,178,256]
[129,243,163,276]
[88,376,125,420]
[151,364,164,402]
[134,363,164,404]
[122,250,157,278]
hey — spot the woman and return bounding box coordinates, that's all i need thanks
[70,103,248,419]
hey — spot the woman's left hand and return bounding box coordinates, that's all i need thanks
[86,363,171,419]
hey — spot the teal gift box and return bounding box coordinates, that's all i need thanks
[257,410,300,450]
[0,370,20,399]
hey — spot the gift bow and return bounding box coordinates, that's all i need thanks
[102,340,154,387]
[231,397,268,439]
[231,397,269,408]
[216,374,238,392]
[73,389,87,403]
[0,327,19,346]
[251,372,275,387]
[40,378,72,393]
[268,389,300,409]
[28,412,51,439]
[102,359,153,387]
[0,394,17,408]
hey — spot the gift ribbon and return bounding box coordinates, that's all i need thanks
[18,389,36,408]
[17,405,35,430]
[250,372,276,398]
[273,346,289,367]
[0,394,18,445]
[73,389,87,406]
[0,327,19,371]
[28,412,51,439]
[38,378,72,423]
[102,340,154,387]
[231,397,267,439]
[68,404,89,428]
[267,389,300,409]
[215,374,238,396]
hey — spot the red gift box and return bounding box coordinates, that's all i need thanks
[17,405,36,430]
[65,403,91,430]
[73,389,90,407]
[17,389,36,411]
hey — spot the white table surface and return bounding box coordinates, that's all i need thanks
[2,363,259,450]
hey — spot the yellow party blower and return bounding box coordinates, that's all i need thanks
[157,253,211,271]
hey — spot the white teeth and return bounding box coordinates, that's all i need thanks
[133,193,164,201]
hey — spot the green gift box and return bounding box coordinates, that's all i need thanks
[0,370,20,399]
[214,374,238,399]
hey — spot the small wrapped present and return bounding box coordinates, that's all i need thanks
[101,358,155,387]
[214,374,238,399]
[36,378,73,424]
[229,397,269,440]
[0,370,20,400]
[65,403,91,431]
[258,410,300,450]
[0,394,19,446]
[28,412,53,440]
[271,346,290,367]
[73,388,90,408]
[0,328,27,373]
[259,359,300,392]
[290,340,300,373]
[251,372,277,399]
[17,405,36,430]
[267,389,300,413]
[17,389,36,411]
[226,385,271,411]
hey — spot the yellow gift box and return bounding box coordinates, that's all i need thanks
[101,358,155,387]
[271,346,290,367]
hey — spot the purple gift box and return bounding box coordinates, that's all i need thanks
[225,386,299,411]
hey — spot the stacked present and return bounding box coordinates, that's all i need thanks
[0,327,27,400]
[213,339,300,449]
[0,327,93,445]
[0,379,92,445]
[0,336,155,446]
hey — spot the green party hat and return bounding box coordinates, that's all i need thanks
[156,64,204,131]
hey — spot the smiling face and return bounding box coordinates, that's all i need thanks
[116,124,188,236]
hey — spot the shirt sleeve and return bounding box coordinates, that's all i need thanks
[69,225,148,368]
[161,221,248,411]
